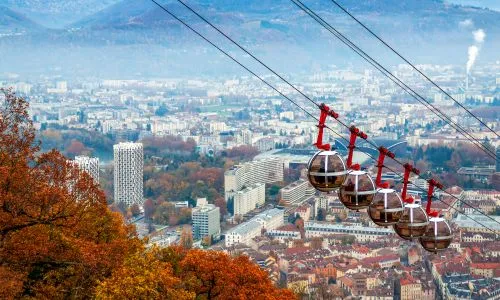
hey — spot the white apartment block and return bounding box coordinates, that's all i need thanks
[224,157,283,200]
[113,142,144,207]
[315,196,330,216]
[209,122,227,133]
[192,204,221,240]
[256,137,275,152]
[280,179,315,206]
[240,129,253,145]
[279,111,294,121]
[225,220,262,247]
[74,155,99,183]
[225,208,284,247]
[232,183,265,216]
[304,222,393,243]
[253,208,284,231]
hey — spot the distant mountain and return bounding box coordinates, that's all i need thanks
[3,0,121,28]
[0,0,499,78]
[0,5,44,32]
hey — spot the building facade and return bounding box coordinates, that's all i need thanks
[280,179,315,206]
[113,142,144,207]
[225,208,284,247]
[304,222,393,242]
[192,204,221,240]
[232,183,265,216]
[225,157,283,200]
[74,155,99,183]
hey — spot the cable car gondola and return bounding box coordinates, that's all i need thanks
[368,182,404,227]
[307,150,347,192]
[338,164,376,211]
[394,197,429,240]
[337,126,376,211]
[307,104,348,192]
[419,179,453,253]
[368,147,404,226]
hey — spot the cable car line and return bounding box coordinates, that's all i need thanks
[290,0,497,160]
[147,0,499,233]
[148,0,318,123]
[325,130,499,234]
[175,0,495,161]
[170,0,498,221]
[327,0,499,138]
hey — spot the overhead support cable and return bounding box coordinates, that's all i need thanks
[147,0,500,233]
[328,0,498,138]
[290,0,496,160]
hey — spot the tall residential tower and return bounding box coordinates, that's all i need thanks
[114,142,144,207]
[74,156,99,183]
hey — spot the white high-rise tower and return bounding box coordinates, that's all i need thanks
[74,156,100,183]
[113,142,144,207]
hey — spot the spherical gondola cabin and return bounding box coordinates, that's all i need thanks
[338,164,377,211]
[394,197,429,240]
[419,212,453,253]
[368,182,404,227]
[307,150,347,192]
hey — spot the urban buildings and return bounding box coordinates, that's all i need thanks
[191,203,221,240]
[304,222,393,242]
[225,208,284,247]
[224,157,283,201]
[232,183,265,216]
[280,179,315,206]
[73,155,99,183]
[113,142,144,207]
[240,129,253,145]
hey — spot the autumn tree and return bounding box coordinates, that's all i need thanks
[0,89,142,298]
[214,197,227,221]
[177,249,296,299]
[180,228,193,249]
[96,249,194,300]
[130,203,142,217]
[66,139,87,157]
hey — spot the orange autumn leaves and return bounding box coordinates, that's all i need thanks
[97,247,296,300]
[1,89,143,298]
[0,89,296,299]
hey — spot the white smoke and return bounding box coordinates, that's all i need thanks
[466,28,486,73]
[459,19,474,28]
[473,29,485,43]
[467,45,479,73]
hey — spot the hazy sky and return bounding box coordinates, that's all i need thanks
[447,0,500,11]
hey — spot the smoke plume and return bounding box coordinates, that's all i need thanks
[467,46,479,73]
[466,28,486,73]
[473,29,485,43]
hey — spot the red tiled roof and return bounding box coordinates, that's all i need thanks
[471,263,500,270]
[276,224,300,232]
[284,246,312,256]
[361,254,400,265]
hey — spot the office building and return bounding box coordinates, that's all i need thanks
[74,155,99,183]
[113,142,144,207]
[192,204,221,240]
